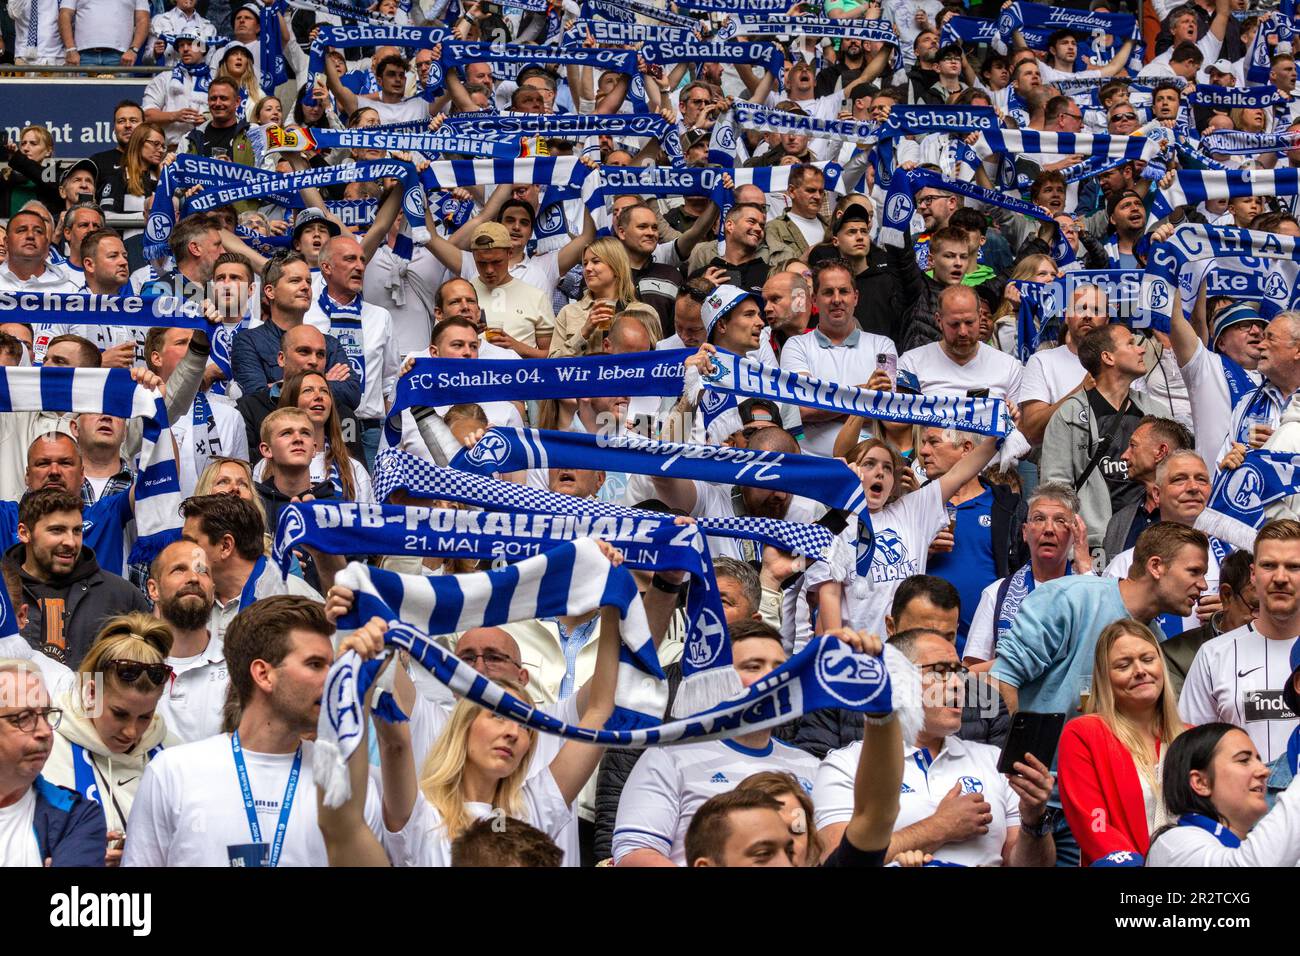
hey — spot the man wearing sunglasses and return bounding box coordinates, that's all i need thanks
[0,661,107,866]
[813,628,1055,867]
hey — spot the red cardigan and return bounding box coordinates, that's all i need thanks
[1057,715,1152,866]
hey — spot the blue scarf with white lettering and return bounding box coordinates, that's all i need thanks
[439,112,684,164]
[1187,85,1285,111]
[678,0,812,10]
[732,101,878,145]
[580,0,698,27]
[1013,269,1142,361]
[281,126,523,160]
[1176,813,1241,848]
[995,2,1141,70]
[1200,129,1300,157]
[274,501,741,714]
[1208,449,1300,528]
[1142,224,1300,333]
[639,40,784,81]
[430,43,648,110]
[563,20,693,44]
[0,291,214,330]
[303,25,449,107]
[371,449,857,578]
[1219,352,1258,408]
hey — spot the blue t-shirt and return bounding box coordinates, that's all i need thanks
[0,491,133,575]
[926,488,997,657]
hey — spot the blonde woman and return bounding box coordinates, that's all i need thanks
[315,551,625,867]
[216,43,264,121]
[736,770,824,866]
[990,253,1060,354]
[99,123,167,228]
[1,125,59,218]
[42,613,179,866]
[1057,619,1185,865]
[550,237,639,357]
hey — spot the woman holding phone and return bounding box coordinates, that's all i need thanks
[1057,619,1185,865]
[1147,723,1300,866]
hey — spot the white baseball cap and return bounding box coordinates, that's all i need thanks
[701,283,761,341]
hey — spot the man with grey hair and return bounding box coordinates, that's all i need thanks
[1102,449,1255,636]
[963,481,1091,670]
[713,556,762,626]
[1104,415,1196,562]
[1217,311,1300,465]
[920,424,1029,658]
[0,660,107,866]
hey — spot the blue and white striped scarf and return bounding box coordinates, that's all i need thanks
[274,501,742,714]
[431,43,649,110]
[678,0,810,10]
[719,13,896,44]
[1150,169,1300,220]
[371,450,857,578]
[0,368,182,563]
[316,593,913,808]
[880,167,1053,250]
[976,128,1165,168]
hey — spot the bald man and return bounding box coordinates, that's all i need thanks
[236,323,366,460]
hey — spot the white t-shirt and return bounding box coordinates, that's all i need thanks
[814,735,1020,866]
[899,341,1023,403]
[800,479,948,639]
[358,95,430,124]
[382,770,571,867]
[58,0,149,51]
[472,277,556,348]
[171,395,249,498]
[779,329,897,458]
[459,249,561,298]
[142,68,210,145]
[0,786,42,867]
[611,737,820,866]
[1020,346,1086,406]
[1178,623,1299,765]
[964,577,1003,663]
[123,733,383,867]
[787,211,826,249]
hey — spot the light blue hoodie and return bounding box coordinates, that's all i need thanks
[990,575,1165,721]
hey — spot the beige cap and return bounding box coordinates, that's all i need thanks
[470,222,513,250]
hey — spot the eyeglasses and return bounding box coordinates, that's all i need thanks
[685,97,711,106]
[1027,514,1072,528]
[1111,112,1138,122]
[106,660,173,685]
[458,650,521,669]
[921,661,970,679]
[145,139,166,149]
[0,707,62,732]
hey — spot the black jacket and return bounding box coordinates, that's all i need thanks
[986,480,1030,580]
[5,543,151,670]
[592,659,800,862]
[808,243,909,343]
[790,676,1013,761]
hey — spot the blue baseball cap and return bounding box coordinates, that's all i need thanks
[1090,850,1145,867]
[1211,301,1265,350]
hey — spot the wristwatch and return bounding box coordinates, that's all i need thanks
[1022,806,1059,839]
[650,572,685,595]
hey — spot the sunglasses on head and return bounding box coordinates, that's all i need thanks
[107,660,173,685]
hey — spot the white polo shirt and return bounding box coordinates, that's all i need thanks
[899,341,1023,403]
[149,9,216,64]
[611,737,820,866]
[59,0,150,52]
[813,735,1019,867]
[156,632,228,744]
[305,293,401,421]
[779,327,897,458]
[1178,623,1299,765]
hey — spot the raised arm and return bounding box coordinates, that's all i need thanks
[547,604,621,806]
[838,630,905,856]
[936,434,998,500]
[324,51,361,119]
[556,207,596,274]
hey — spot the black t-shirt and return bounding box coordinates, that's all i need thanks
[665,206,698,234]
[1086,388,1146,513]
[203,123,241,160]
[819,835,887,868]
[632,260,684,337]
[692,255,768,298]
[815,60,865,98]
